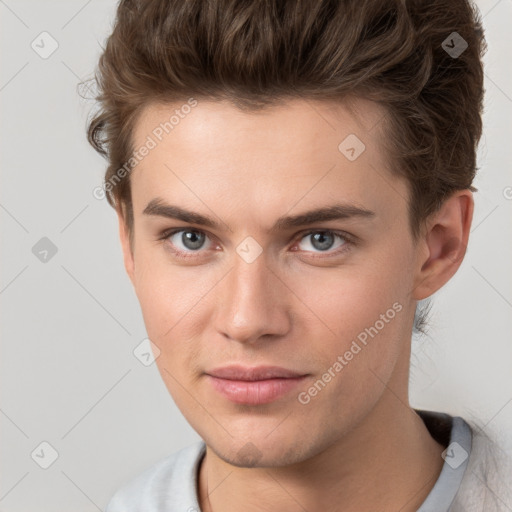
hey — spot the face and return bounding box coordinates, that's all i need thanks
[121,97,424,467]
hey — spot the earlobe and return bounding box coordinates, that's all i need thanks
[116,206,136,286]
[412,190,474,300]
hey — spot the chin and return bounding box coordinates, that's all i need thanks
[203,427,326,469]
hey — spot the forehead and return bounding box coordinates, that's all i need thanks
[129,97,409,230]
[132,96,386,162]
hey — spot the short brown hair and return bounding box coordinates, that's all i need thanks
[86,0,486,241]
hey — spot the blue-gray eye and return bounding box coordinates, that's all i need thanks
[298,231,347,252]
[169,230,209,251]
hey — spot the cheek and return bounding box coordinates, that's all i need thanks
[132,254,205,403]
[133,248,210,341]
[291,290,406,436]
[289,254,411,397]
[132,249,222,408]
[291,257,408,344]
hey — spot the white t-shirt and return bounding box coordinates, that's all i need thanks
[105,409,512,511]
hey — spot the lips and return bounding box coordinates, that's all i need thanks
[206,365,308,405]
[208,365,305,381]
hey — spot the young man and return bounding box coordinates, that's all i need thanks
[87,0,511,510]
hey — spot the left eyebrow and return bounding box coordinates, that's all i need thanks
[142,198,376,233]
[271,203,375,233]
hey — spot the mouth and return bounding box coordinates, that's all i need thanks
[205,365,309,405]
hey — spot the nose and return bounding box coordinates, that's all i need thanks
[214,251,292,345]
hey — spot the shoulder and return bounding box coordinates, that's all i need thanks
[451,419,512,512]
[105,441,206,512]
[415,409,512,512]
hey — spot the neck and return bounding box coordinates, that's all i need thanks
[198,395,445,512]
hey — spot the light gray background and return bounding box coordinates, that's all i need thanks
[1,1,511,510]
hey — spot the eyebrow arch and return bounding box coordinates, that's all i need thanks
[142,198,375,233]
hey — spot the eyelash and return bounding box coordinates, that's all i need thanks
[157,228,356,261]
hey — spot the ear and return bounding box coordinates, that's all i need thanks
[116,206,136,286]
[412,190,474,300]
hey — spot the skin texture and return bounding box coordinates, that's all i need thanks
[117,98,473,511]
